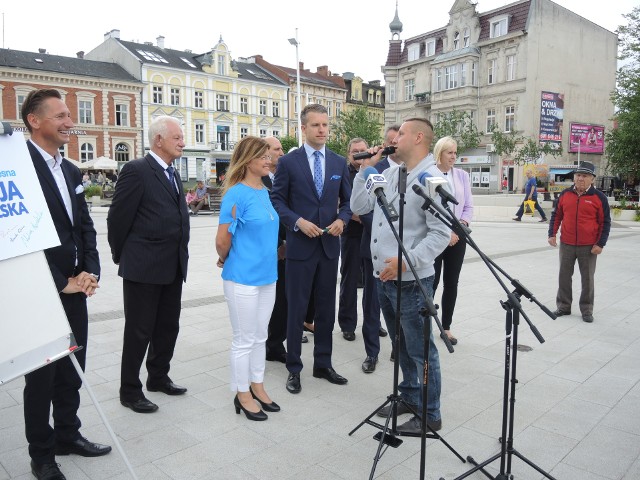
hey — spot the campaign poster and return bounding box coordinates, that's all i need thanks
[539,91,564,147]
[569,123,605,154]
[0,132,60,261]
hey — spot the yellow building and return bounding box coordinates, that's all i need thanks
[87,31,288,183]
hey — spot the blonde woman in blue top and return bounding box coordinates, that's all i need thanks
[216,136,280,421]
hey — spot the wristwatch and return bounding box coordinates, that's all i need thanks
[88,273,100,281]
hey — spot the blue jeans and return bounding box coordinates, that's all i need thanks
[376,276,441,422]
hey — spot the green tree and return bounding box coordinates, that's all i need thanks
[490,125,562,165]
[433,109,482,152]
[279,135,298,154]
[606,6,640,180]
[329,105,382,156]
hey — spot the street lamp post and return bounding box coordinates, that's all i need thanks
[288,29,302,147]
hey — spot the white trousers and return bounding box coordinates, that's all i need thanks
[223,280,276,392]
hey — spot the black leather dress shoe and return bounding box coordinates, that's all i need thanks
[31,460,66,480]
[266,352,287,363]
[301,335,309,344]
[312,367,348,385]
[55,436,112,457]
[362,356,378,373]
[553,309,571,317]
[342,331,356,341]
[286,372,301,394]
[120,397,159,413]
[146,381,187,395]
[378,327,388,337]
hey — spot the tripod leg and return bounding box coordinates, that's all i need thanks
[510,449,558,480]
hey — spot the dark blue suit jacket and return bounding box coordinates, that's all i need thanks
[271,146,352,260]
[28,141,100,291]
[107,154,190,284]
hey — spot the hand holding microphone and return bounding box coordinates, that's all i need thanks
[353,145,396,161]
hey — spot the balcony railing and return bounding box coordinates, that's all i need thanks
[415,92,431,107]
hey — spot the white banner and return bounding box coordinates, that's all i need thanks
[0,132,60,261]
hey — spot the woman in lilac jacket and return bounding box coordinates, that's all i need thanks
[428,137,474,345]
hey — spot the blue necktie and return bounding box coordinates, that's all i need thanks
[313,151,323,197]
[166,165,178,194]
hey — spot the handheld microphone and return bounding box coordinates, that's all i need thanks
[363,167,399,221]
[417,172,459,205]
[353,146,396,161]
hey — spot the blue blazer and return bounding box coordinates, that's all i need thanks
[271,146,352,260]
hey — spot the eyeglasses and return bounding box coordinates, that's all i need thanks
[260,155,272,161]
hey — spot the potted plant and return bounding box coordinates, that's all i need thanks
[83,185,103,203]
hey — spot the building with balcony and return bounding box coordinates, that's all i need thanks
[383,0,617,192]
[0,47,143,165]
[249,55,347,140]
[342,73,386,138]
[86,32,288,183]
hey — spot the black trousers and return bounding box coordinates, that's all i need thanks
[338,234,362,333]
[24,292,88,464]
[433,240,467,331]
[120,273,183,402]
[266,259,288,356]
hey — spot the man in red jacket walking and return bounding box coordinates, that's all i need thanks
[548,161,611,323]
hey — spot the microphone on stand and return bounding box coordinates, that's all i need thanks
[363,166,398,221]
[412,184,471,235]
[353,146,396,161]
[417,172,459,205]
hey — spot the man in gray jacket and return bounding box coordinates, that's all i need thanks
[350,118,449,434]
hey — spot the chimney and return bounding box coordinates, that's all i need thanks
[299,61,304,71]
[38,48,47,54]
[157,35,165,49]
[316,65,329,77]
[76,51,85,59]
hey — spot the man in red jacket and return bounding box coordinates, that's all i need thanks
[548,161,611,323]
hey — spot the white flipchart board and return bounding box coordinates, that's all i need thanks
[0,130,74,384]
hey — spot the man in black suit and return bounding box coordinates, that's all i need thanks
[22,89,111,480]
[263,136,288,363]
[271,104,352,394]
[108,115,190,414]
[337,138,382,374]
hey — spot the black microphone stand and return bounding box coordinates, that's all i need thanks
[415,192,557,480]
[349,166,465,480]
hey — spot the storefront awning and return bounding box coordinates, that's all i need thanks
[550,168,574,174]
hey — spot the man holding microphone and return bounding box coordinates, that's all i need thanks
[350,118,449,434]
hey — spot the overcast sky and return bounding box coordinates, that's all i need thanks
[1,0,635,82]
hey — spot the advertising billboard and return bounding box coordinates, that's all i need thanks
[539,91,564,147]
[569,123,605,154]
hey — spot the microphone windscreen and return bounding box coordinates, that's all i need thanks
[363,166,378,178]
[417,171,432,185]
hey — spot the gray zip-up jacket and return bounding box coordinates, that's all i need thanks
[350,155,450,281]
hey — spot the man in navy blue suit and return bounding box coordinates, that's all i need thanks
[271,104,352,394]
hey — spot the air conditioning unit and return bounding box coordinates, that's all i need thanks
[486,144,496,153]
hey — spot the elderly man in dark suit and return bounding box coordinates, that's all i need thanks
[22,88,111,480]
[271,104,352,394]
[108,115,190,414]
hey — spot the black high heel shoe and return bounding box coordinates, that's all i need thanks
[234,395,267,421]
[250,387,281,412]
